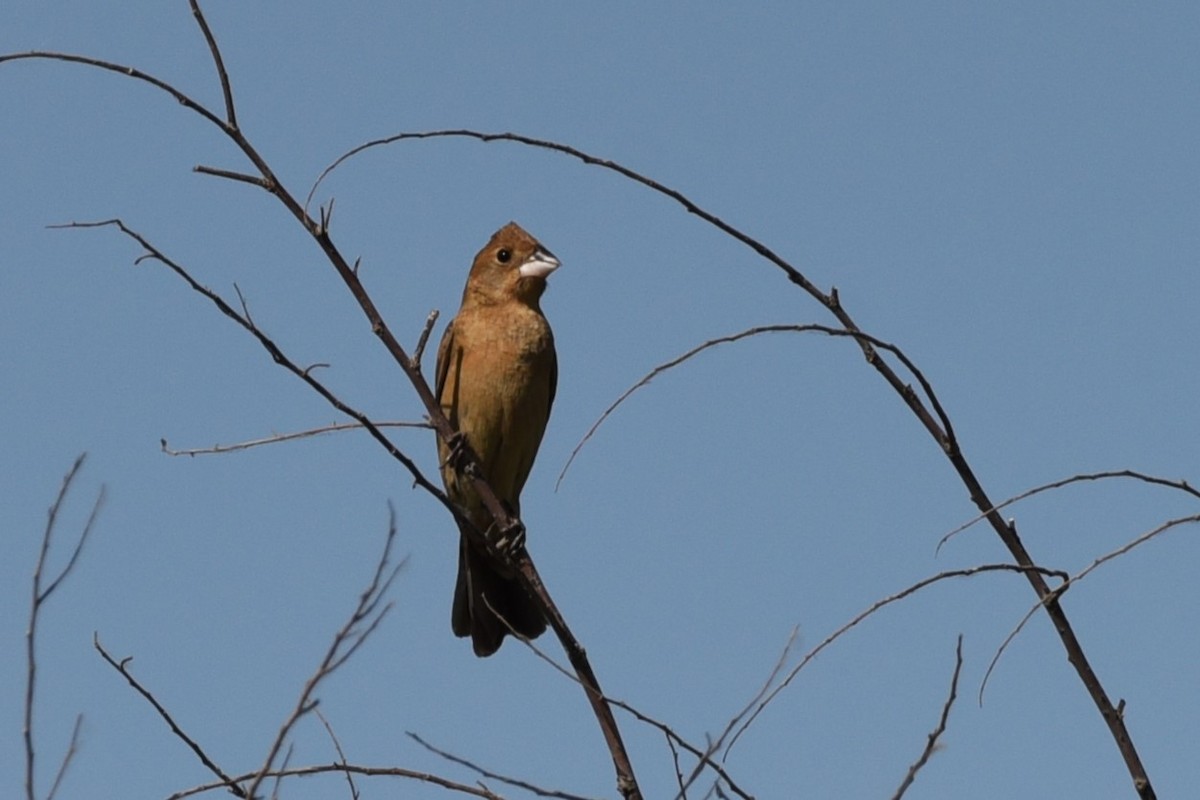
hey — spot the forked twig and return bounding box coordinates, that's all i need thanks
[243,507,405,800]
[25,454,103,800]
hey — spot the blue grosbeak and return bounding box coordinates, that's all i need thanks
[435,222,559,656]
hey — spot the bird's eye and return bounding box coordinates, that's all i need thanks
[497,248,512,263]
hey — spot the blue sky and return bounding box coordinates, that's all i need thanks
[3,3,1198,798]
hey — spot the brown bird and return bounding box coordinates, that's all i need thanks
[434,222,559,656]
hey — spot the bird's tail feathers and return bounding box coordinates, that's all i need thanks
[452,533,547,657]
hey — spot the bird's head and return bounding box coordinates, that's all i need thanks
[464,222,560,307]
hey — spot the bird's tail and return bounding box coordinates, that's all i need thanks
[451,533,547,657]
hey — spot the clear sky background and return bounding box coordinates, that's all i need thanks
[3,3,1198,799]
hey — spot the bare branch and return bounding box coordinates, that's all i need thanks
[407,733,601,800]
[193,164,267,187]
[510,624,755,800]
[94,634,242,796]
[0,51,229,132]
[44,714,83,800]
[891,636,964,799]
[938,469,1200,553]
[26,454,102,800]
[556,323,948,489]
[188,0,236,128]
[314,710,360,800]
[167,763,507,800]
[160,420,430,457]
[980,513,1200,704]
[56,218,458,517]
[242,507,405,800]
[411,309,440,369]
[675,626,801,799]
[725,563,1066,757]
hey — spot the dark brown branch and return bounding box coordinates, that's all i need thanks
[188,0,236,128]
[193,164,267,187]
[94,635,242,797]
[54,218,459,523]
[509,626,753,800]
[891,636,964,800]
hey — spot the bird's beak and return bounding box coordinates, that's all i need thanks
[518,247,560,279]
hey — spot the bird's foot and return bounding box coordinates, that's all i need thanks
[442,431,473,474]
[490,519,527,557]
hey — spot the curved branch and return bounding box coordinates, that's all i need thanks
[0,51,229,132]
[557,323,951,489]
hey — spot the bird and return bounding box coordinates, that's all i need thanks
[434,222,559,656]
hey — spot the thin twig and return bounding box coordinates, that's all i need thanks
[193,165,267,187]
[891,636,964,800]
[166,763,505,800]
[95,635,243,796]
[26,454,102,800]
[725,563,1066,757]
[558,324,944,489]
[243,507,405,800]
[315,710,360,800]
[407,733,601,800]
[44,714,83,800]
[412,309,440,369]
[980,513,1200,704]
[675,626,800,798]
[160,420,430,457]
[937,470,1200,553]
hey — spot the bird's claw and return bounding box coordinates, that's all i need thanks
[491,520,527,557]
[442,432,472,473]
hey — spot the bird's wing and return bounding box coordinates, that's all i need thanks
[434,318,456,403]
[545,341,558,421]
